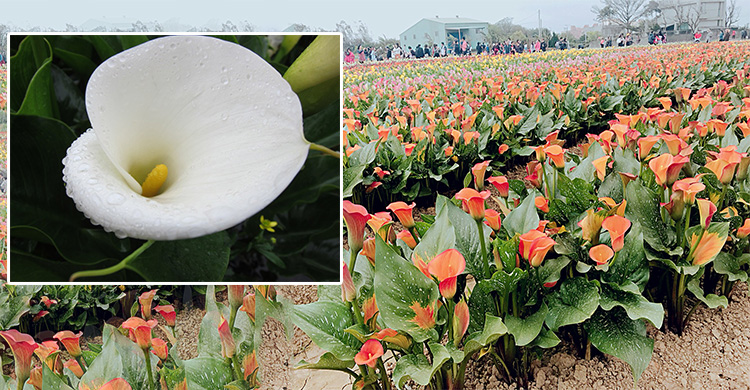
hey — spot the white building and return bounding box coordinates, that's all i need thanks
[658,0,726,34]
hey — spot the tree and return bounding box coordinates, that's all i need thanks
[336,20,373,49]
[660,0,691,33]
[725,0,740,28]
[592,0,650,32]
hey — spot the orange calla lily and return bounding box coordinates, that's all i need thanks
[602,215,631,252]
[696,199,717,230]
[519,229,556,267]
[387,201,417,229]
[354,339,384,368]
[428,249,466,299]
[737,219,750,239]
[688,231,726,266]
[343,200,371,254]
[589,244,614,265]
[472,160,492,190]
[455,188,490,221]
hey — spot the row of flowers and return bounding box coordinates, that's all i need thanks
[0,286,260,390]
[342,42,750,209]
[294,72,750,389]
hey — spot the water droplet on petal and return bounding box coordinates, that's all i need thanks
[107,193,126,205]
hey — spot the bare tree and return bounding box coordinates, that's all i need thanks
[685,5,703,34]
[592,0,649,32]
[725,0,740,28]
[660,0,692,33]
[336,20,373,49]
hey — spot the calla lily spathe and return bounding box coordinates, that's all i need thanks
[62,36,308,240]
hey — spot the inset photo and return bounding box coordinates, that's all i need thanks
[8,33,341,283]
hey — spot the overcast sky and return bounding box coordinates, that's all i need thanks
[4,0,749,37]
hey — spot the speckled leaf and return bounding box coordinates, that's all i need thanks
[503,193,540,237]
[537,256,571,285]
[603,224,649,290]
[585,307,653,383]
[183,356,233,390]
[292,301,361,360]
[374,235,440,343]
[686,268,728,309]
[197,285,224,358]
[42,363,75,390]
[712,252,749,282]
[296,351,355,372]
[600,283,664,328]
[505,303,548,346]
[392,342,451,387]
[569,142,605,182]
[443,195,492,279]
[463,314,508,358]
[544,277,599,331]
[412,195,455,266]
[528,326,560,349]
[625,180,677,253]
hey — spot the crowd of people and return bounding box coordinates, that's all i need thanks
[343,27,748,64]
[344,36,567,64]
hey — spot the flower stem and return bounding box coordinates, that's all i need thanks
[309,142,341,159]
[69,240,155,282]
[144,349,155,390]
[476,220,489,278]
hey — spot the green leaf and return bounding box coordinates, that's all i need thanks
[503,193,540,237]
[392,342,451,387]
[712,253,749,282]
[494,236,520,272]
[127,232,231,282]
[197,285,225,358]
[585,307,654,384]
[10,36,53,113]
[600,283,664,328]
[537,256,571,285]
[528,327,560,349]
[342,164,366,198]
[558,175,597,214]
[569,142,605,182]
[625,180,677,253]
[10,115,132,271]
[296,351,355,372]
[42,363,75,390]
[183,356,234,390]
[505,303,548,346]
[603,224,649,290]
[686,268,728,309]
[442,196,493,279]
[374,236,439,343]
[412,196,455,266]
[0,288,34,330]
[79,324,157,390]
[544,277,599,331]
[463,314,508,358]
[293,301,361,360]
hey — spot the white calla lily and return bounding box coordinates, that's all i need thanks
[62,35,309,241]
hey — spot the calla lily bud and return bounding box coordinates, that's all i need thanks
[139,289,158,320]
[342,263,356,303]
[62,36,309,240]
[453,300,470,345]
[218,316,236,359]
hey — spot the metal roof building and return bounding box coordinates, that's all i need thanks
[400,17,489,48]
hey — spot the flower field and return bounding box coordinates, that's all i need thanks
[305,41,750,389]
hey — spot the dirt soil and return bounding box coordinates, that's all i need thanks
[260,282,750,390]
